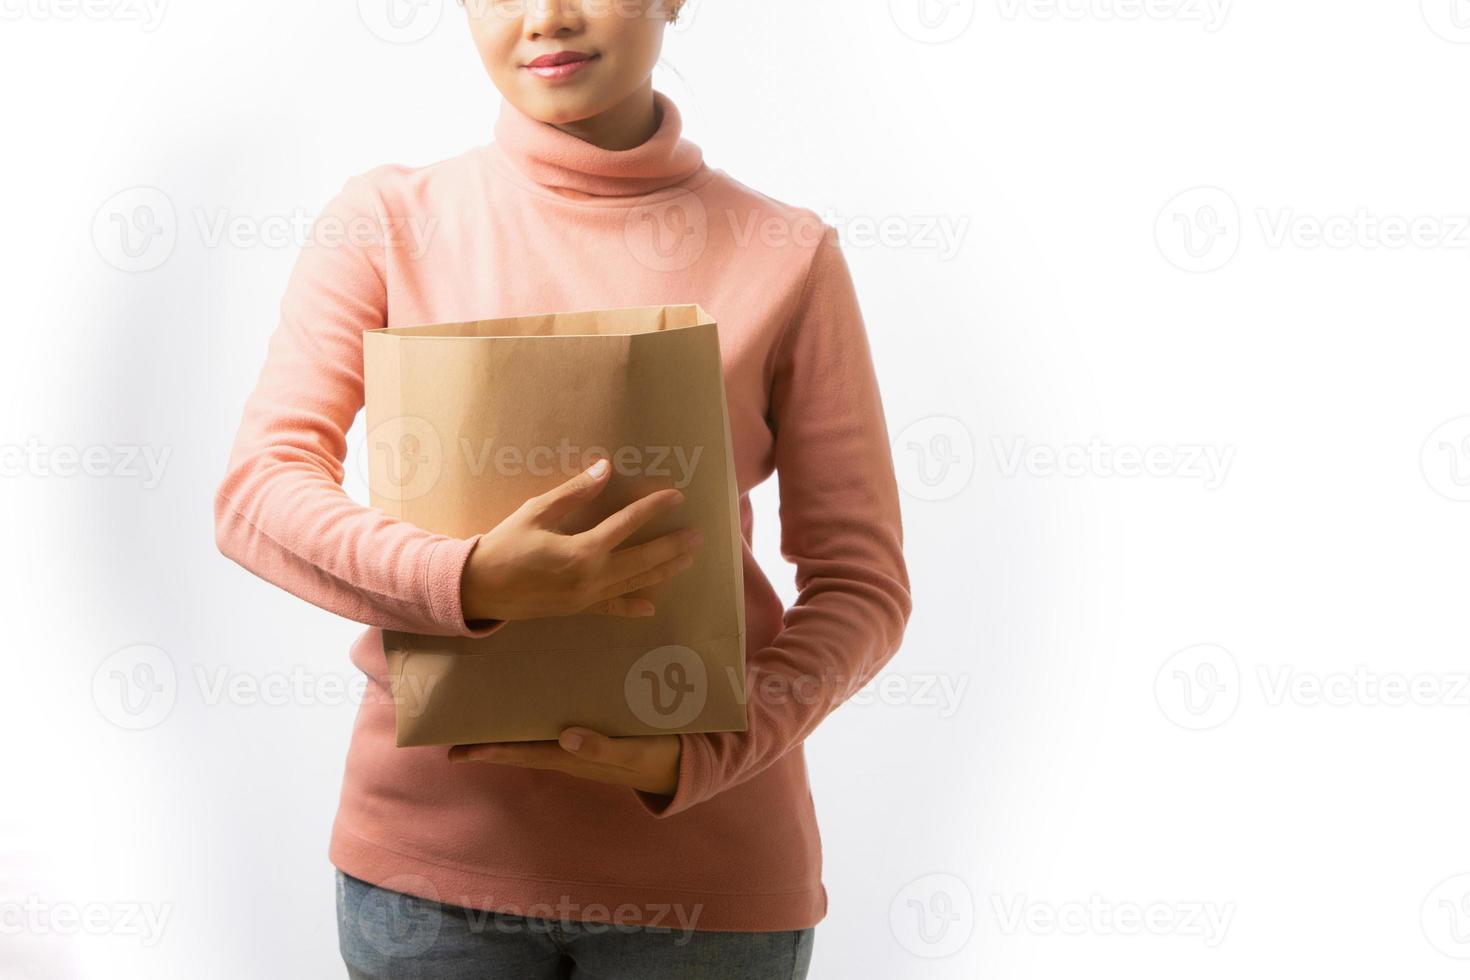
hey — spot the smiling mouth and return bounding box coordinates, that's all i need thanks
[522,52,599,80]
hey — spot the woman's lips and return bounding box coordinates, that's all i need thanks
[523,52,598,80]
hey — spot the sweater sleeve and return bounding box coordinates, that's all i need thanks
[638,224,913,817]
[214,173,505,638]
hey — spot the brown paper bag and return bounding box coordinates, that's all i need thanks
[363,304,747,747]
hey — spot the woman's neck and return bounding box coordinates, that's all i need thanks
[490,86,703,199]
[552,83,661,152]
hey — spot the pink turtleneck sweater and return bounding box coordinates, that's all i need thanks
[215,90,912,931]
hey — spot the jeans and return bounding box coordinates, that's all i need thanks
[336,870,815,980]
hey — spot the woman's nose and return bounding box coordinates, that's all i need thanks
[523,0,584,39]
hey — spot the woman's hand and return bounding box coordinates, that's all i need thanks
[448,728,682,796]
[460,458,703,622]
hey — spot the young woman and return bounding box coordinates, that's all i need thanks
[215,1,912,976]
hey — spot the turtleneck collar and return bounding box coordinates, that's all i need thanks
[490,89,705,200]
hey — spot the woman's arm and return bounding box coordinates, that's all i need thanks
[640,224,915,816]
[216,173,704,636]
[214,173,502,637]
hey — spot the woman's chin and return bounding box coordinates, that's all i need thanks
[511,79,610,126]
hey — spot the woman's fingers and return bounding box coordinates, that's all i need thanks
[446,732,632,770]
[582,487,686,549]
[586,550,697,610]
[527,458,612,524]
[556,728,642,770]
[601,526,703,585]
[449,740,561,768]
[578,595,656,618]
[448,730,677,794]
[559,730,680,795]
[448,735,642,787]
[477,470,701,621]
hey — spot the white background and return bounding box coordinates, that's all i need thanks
[3,0,1470,977]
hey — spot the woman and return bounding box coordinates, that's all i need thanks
[215,1,913,976]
